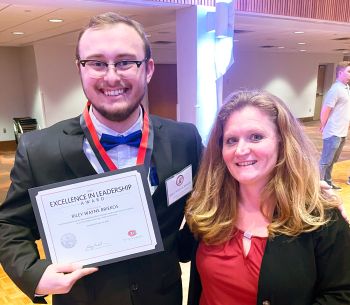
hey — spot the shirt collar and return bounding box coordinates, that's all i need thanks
[336,80,349,88]
[89,106,143,138]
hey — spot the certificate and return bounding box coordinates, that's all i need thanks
[29,165,163,267]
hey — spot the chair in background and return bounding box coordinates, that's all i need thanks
[13,117,39,144]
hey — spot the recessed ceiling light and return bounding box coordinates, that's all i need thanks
[299,49,307,52]
[277,46,285,49]
[49,18,63,23]
[294,31,304,34]
[297,42,306,45]
[12,31,24,35]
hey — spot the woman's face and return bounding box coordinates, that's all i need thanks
[222,106,280,189]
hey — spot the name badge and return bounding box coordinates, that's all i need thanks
[165,165,193,206]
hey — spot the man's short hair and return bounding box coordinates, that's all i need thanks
[75,12,151,60]
[336,61,350,77]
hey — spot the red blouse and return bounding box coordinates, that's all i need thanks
[196,230,267,305]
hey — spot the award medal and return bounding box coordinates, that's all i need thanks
[80,101,154,172]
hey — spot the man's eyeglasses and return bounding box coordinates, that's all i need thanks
[78,58,149,78]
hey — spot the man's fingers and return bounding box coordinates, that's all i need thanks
[320,180,331,190]
[54,263,82,273]
[69,267,99,282]
[63,267,99,292]
[35,264,98,295]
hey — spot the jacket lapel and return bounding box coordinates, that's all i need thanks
[59,116,97,178]
[151,117,173,185]
[58,116,173,182]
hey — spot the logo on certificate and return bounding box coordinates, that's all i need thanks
[128,230,137,237]
[60,233,77,249]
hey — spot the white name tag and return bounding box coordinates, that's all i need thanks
[165,165,193,207]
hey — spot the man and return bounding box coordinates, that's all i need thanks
[319,61,350,190]
[0,12,202,305]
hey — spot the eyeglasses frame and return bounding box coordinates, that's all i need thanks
[78,58,149,77]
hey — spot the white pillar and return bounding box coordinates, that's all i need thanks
[176,5,217,144]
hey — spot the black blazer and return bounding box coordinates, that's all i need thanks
[0,115,202,305]
[188,209,350,305]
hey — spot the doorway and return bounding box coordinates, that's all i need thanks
[314,63,336,120]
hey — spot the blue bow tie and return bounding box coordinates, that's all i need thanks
[100,130,142,151]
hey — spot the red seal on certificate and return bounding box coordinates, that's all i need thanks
[128,230,137,237]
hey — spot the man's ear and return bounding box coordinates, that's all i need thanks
[146,58,155,83]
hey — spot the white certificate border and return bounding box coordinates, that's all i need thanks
[29,165,163,267]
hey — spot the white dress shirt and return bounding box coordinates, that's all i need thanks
[82,107,156,194]
[83,107,142,173]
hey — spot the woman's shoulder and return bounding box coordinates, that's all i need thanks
[312,208,350,244]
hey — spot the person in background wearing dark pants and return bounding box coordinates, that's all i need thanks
[319,61,350,190]
[0,12,202,305]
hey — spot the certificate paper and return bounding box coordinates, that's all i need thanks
[29,166,163,267]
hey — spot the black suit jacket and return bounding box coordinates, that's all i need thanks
[0,114,202,305]
[187,209,350,305]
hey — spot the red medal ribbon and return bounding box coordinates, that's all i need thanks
[82,101,149,171]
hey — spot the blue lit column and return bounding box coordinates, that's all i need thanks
[176,2,234,144]
[176,5,216,144]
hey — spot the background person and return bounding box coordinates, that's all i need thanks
[0,12,202,305]
[186,90,350,305]
[319,61,350,190]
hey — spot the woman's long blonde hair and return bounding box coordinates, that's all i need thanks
[186,90,339,245]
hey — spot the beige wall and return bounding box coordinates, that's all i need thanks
[19,46,45,129]
[223,50,341,118]
[0,43,344,142]
[0,47,27,141]
[148,64,177,120]
[34,43,85,128]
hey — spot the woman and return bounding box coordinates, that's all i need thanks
[185,90,350,305]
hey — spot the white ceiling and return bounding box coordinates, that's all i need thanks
[0,0,350,56]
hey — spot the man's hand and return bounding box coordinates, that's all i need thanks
[35,264,98,295]
[320,180,350,224]
[319,123,324,132]
[338,202,350,224]
[320,180,333,197]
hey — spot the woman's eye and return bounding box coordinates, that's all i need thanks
[250,134,264,141]
[226,137,238,145]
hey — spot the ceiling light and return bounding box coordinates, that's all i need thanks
[294,31,304,34]
[277,46,285,49]
[12,31,24,35]
[299,49,307,52]
[297,42,306,45]
[49,18,63,23]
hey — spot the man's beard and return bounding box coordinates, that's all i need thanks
[94,95,144,122]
